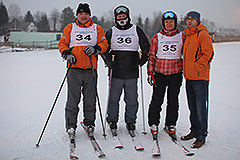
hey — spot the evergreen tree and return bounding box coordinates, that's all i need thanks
[0,1,9,35]
[136,15,143,28]
[143,17,151,39]
[24,10,34,22]
[37,14,50,32]
[60,7,75,31]
[151,11,163,38]
[92,16,100,24]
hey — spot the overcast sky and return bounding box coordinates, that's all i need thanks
[4,0,240,27]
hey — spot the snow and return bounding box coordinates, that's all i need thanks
[0,42,240,160]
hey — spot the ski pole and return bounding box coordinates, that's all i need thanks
[36,63,72,148]
[140,66,147,135]
[138,50,147,134]
[103,55,115,134]
[89,56,107,139]
[104,69,112,132]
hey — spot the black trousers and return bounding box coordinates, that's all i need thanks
[148,72,182,127]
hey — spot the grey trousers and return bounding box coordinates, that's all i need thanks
[107,78,139,124]
[65,68,97,130]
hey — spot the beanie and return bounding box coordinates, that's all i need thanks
[76,3,91,16]
[186,11,201,23]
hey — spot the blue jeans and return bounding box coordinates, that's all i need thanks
[186,80,209,140]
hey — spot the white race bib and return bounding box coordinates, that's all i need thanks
[70,23,97,48]
[156,32,183,59]
[110,25,139,51]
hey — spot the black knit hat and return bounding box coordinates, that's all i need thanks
[76,3,91,16]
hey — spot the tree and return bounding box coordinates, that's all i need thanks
[50,8,60,31]
[143,17,151,39]
[60,7,75,31]
[99,10,114,31]
[34,11,44,23]
[136,15,143,28]
[92,16,100,24]
[8,3,21,22]
[151,11,163,38]
[178,15,187,31]
[24,10,34,22]
[0,1,9,35]
[37,14,50,32]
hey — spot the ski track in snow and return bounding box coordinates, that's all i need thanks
[0,42,240,160]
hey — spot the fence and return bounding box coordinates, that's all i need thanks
[8,40,59,50]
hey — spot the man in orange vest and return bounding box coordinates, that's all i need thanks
[58,3,108,137]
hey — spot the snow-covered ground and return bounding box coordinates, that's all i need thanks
[0,42,240,160]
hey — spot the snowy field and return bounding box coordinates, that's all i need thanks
[0,42,240,160]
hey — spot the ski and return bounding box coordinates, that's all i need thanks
[110,128,123,149]
[151,134,161,157]
[164,129,194,156]
[68,128,79,160]
[112,135,124,149]
[129,131,144,151]
[80,122,106,158]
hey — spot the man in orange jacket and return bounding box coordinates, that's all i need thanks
[181,11,214,149]
[58,3,108,137]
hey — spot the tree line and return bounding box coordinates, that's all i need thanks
[1,2,218,39]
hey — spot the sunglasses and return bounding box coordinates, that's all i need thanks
[163,11,176,19]
[115,6,128,14]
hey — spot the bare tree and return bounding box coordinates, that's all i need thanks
[7,3,21,22]
[34,11,45,23]
[50,8,60,31]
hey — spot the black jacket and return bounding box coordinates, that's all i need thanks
[104,24,150,79]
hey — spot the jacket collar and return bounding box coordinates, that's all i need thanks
[75,18,94,28]
[184,23,207,36]
[160,29,180,36]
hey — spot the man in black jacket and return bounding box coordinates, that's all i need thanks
[103,5,150,137]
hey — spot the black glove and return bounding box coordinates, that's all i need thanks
[84,45,101,56]
[101,53,115,69]
[62,50,72,60]
[137,55,148,66]
[62,50,76,64]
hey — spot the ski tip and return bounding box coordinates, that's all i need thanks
[136,147,144,151]
[152,153,161,157]
[98,154,106,158]
[35,144,40,148]
[70,156,79,160]
[115,146,123,149]
[186,152,195,156]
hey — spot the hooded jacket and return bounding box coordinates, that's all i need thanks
[58,18,108,69]
[183,23,214,81]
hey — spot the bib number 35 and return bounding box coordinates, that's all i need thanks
[163,45,177,52]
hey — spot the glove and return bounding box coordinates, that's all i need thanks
[66,54,76,64]
[137,55,148,66]
[84,45,101,56]
[147,72,156,86]
[62,50,76,64]
[62,50,72,60]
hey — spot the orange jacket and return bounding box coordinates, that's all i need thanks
[183,23,214,81]
[58,18,108,69]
